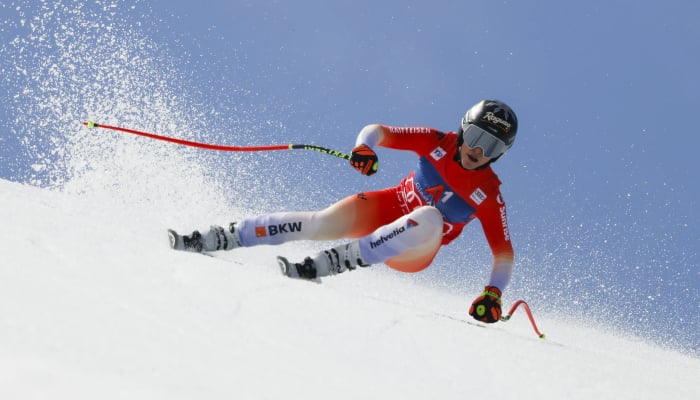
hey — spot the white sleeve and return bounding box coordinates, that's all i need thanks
[355,124,383,148]
[488,261,513,291]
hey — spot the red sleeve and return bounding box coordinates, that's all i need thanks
[376,125,445,155]
[477,196,514,264]
[478,194,515,290]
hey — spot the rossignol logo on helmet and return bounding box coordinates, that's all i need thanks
[482,112,512,132]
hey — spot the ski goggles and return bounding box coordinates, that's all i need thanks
[460,123,507,158]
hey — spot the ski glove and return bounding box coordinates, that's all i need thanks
[350,144,379,176]
[469,286,502,323]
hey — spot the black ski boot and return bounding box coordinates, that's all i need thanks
[277,241,369,280]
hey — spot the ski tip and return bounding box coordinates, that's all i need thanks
[83,120,96,128]
[167,229,178,249]
[276,256,290,276]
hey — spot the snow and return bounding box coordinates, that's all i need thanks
[0,178,697,399]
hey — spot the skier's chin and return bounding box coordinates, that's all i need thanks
[461,156,484,170]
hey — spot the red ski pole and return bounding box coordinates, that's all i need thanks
[500,300,546,339]
[82,121,351,160]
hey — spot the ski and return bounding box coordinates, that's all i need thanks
[167,229,205,252]
[276,256,292,276]
[167,229,180,250]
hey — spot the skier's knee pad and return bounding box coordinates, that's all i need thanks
[379,205,442,249]
[382,207,443,273]
[406,206,443,239]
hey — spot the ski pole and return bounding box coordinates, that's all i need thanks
[82,121,351,161]
[500,300,546,339]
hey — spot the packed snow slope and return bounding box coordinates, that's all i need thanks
[0,178,697,399]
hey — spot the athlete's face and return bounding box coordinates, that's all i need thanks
[459,144,492,170]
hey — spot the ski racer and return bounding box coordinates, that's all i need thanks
[169,99,519,324]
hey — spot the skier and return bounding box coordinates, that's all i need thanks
[169,99,518,324]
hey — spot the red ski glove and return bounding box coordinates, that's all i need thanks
[469,286,502,323]
[350,144,379,176]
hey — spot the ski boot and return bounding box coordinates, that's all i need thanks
[168,223,242,252]
[278,241,369,280]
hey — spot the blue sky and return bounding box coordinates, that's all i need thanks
[0,1,698,351]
